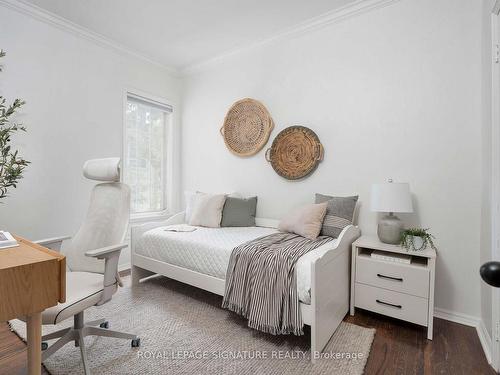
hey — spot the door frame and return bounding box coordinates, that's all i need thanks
[491,1,500,371]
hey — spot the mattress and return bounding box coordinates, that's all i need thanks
[135,226,340,304]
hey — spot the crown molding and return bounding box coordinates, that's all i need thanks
[0,0,180,76]
[0,0,401,77]
[181,0,401,76]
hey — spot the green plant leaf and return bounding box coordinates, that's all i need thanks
[0,49,29,200]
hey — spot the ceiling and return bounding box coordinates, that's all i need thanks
[22,0,357,70]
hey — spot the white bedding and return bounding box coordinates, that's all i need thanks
[135,225,340,304]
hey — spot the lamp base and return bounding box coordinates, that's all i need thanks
[377,213,403,244]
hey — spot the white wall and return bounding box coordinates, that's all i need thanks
[0,6,181,267]
[182,0,484,318]
[0,0,489,321]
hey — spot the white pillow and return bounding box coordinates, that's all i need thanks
[189,193,227,227]
[278,202,328,240]
[185,191,241,222]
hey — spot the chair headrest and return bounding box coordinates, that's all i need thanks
[83,158,121,182]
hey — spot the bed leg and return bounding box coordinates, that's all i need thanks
[132,264,154,286]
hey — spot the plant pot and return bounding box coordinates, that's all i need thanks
[410,235,426,251]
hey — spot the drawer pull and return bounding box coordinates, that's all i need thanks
[376,299,402,309]
[377,273,403,282]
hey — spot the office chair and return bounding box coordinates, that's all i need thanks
[32,157,139,375]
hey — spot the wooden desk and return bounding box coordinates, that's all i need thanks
[0,237,65,375]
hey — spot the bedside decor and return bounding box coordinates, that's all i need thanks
[265,126,323,180]
[371,180,413,244]
[400,228,437,252]
[350,235,436,340]
[220,98,274,157]
[0,50,29,200]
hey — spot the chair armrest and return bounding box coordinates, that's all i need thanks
[34,236,71,251]
[85,243,128,259]
[86,243,128,306]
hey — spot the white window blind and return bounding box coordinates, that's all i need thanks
[124,93,172,214]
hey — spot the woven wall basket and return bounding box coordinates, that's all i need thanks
[220,98,274,157]
[265,126,324,180]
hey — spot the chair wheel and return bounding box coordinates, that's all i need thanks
[131,338,140,348]
[41,342,48,351]
[99,321,109,329]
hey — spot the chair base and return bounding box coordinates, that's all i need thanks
[42,311,139,375]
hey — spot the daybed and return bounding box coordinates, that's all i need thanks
[131,212,360,361]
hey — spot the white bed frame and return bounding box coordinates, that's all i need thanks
[130,212,361,362]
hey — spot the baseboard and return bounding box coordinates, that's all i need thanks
[477,320,493,364]
[118,262,131,272]
[433,307,480,327]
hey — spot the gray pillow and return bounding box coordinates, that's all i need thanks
[221,196,257,227]
[315,193,358,238]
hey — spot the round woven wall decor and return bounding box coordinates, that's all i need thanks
[265,126,324,180]
[220,98,274,157]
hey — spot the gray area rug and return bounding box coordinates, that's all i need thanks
[10,276,375,374]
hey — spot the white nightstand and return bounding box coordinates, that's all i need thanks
[350,235,436,339]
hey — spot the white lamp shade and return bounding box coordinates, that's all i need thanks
[371,182,413,213]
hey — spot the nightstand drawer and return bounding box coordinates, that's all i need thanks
[355,283,428,326]
[355,256,430,298]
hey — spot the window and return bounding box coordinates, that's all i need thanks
[124,93,172,215]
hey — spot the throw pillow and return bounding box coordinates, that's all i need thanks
[278,202,328,240]
[189,193,227,227]
[221,196,258,227]
[315,193,358,238]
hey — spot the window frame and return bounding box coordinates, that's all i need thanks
[123,89,173,222]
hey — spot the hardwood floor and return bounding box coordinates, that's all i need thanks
[0,322,49,375]
[345,310,496,375]
[0,310,494,374]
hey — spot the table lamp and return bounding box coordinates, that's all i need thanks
[371,179,413,244]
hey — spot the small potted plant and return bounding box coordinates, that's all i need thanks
[400,228,437,252]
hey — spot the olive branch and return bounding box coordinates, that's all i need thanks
[0,50,29,200]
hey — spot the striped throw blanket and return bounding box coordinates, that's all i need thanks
[221,232,332,335]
